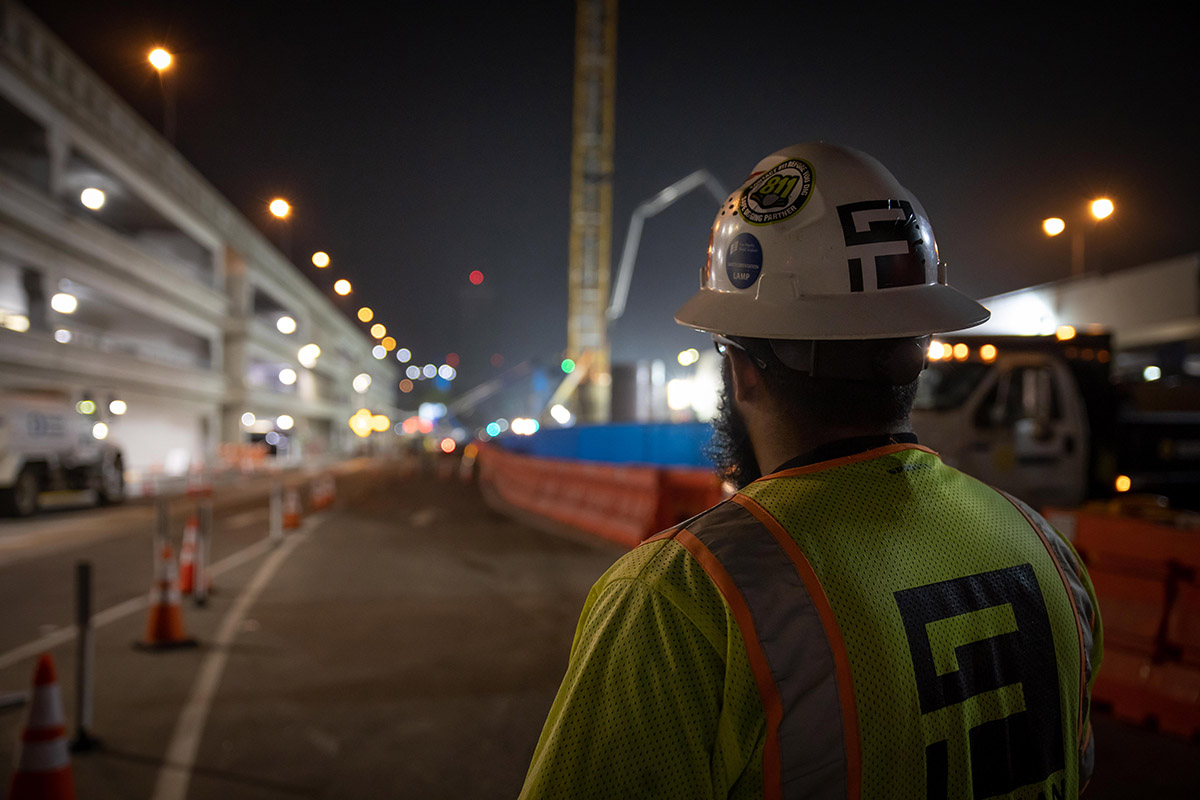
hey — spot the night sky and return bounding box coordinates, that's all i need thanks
[21,1,1200,396]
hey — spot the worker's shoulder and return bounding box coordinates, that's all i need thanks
[595,498,741,605]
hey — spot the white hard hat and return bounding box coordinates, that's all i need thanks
[675,142,989,340]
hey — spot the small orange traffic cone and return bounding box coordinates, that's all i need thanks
[178,514,198,595]
[8,654,76,800]
[136,542,197,650]
[283,487,302,529]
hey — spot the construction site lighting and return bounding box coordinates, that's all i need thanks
[1090,198,1115,220]
[312,251,330,268]
[1056,325,1076,341]
[269,198,291,218]
[980,344,998,363]
[276,414,295,431]
[50,293,77,314]
[952,343,969,361]
[334,279,352,296]
[278,368,298,385]
[357,307,374,322]
[80,188,106,210]
[108,399,127,415]
[1042,217,1066,236]
[92,422,109,440]
[276,315,297,334]
[148,48,172,71]
[928,341,946,360]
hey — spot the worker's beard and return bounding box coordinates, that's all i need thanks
[706,359,761,490]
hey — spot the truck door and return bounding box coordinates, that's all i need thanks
[958,358,1088,509]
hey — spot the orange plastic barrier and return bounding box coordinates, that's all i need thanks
[479,446,725,549]
[1053,506,1200,737]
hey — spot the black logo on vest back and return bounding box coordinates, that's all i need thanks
[894,564,1064,798]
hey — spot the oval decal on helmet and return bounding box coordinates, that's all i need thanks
[738,158,814,225]
[726,233,763,289]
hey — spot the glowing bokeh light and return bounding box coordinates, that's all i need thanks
[396,348,412,363]
[276,414,295,431]
[371,345,386,359]
[1115,475,1131,493]
[980,344,998,363]
[352,373,372,393]
[92,422,109,440]
[108,399,127,415]
[357,307,374,322]
[80,188,106,210]
[1042,217,1065,236]
[560,358,576,374]
[440,438,457,454]
[405,365,421,380]
[311,251,330,268]
[279,368,297,385]
[469,270,484,285]
[334,279,352,296]
[1090,198,1114,220]
[1056,325,1076,341]
[276,315,297,334]
[241,412,256,427]
[148,48,172,70]
[269,198,290,218]
[51,293,78,314]
[370,323,386,339]
[54,329,71,343]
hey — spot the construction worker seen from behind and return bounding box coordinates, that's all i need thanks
[519,142,1103,799]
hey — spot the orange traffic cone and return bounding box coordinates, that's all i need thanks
[178,514,198,595]
[136,542,197,649]
[8,654,76,800]
[283,488,302,529]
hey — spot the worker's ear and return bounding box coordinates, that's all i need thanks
[727,348,762,405]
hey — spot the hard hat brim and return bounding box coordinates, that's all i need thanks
[674,283,990,340]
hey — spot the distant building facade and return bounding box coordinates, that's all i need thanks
[0,1,397,475]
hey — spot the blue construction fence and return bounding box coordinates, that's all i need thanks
[494,421,716,468]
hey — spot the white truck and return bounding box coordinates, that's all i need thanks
[911,333,1200,511]
[0,391,125,516]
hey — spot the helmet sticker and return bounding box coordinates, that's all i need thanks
[726,233,763,289]
[836,200,932,292]
[738,159,814,225]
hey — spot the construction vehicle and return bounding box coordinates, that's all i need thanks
[0,391,125,516]
[910,332,1200,511]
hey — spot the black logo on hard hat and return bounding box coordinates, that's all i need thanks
[836,200,932,292]
[726,233,763,289]
[739,159,814,225]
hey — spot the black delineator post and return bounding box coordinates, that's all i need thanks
[71,561,100,751]
[195,498,213,606]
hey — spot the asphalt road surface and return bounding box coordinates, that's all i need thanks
[0,459,1196,798]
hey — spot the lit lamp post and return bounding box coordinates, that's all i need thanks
[147,47,175,143]
[1042,198,1115,278]
[269,197,292,258]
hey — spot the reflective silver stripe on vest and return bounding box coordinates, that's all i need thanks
[688,500,848,799]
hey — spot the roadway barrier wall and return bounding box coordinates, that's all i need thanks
[478,444,725,549]
[1049,505,1200,737]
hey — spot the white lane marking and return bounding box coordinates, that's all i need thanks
[0,531,286,671]
[151,516,318,800]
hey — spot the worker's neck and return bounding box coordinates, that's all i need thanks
[749,415,913,477]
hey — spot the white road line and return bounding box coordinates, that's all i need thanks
[151,516,318,800]
[0,531,288,672]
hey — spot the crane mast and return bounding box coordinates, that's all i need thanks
[566,0,617,422]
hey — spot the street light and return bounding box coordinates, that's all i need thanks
[148,48,172,71]
[312,251,330,268]
[147,47,175,142]
[269,198,291,219]
[334,279,351,296]
[1041,197,1115,277]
